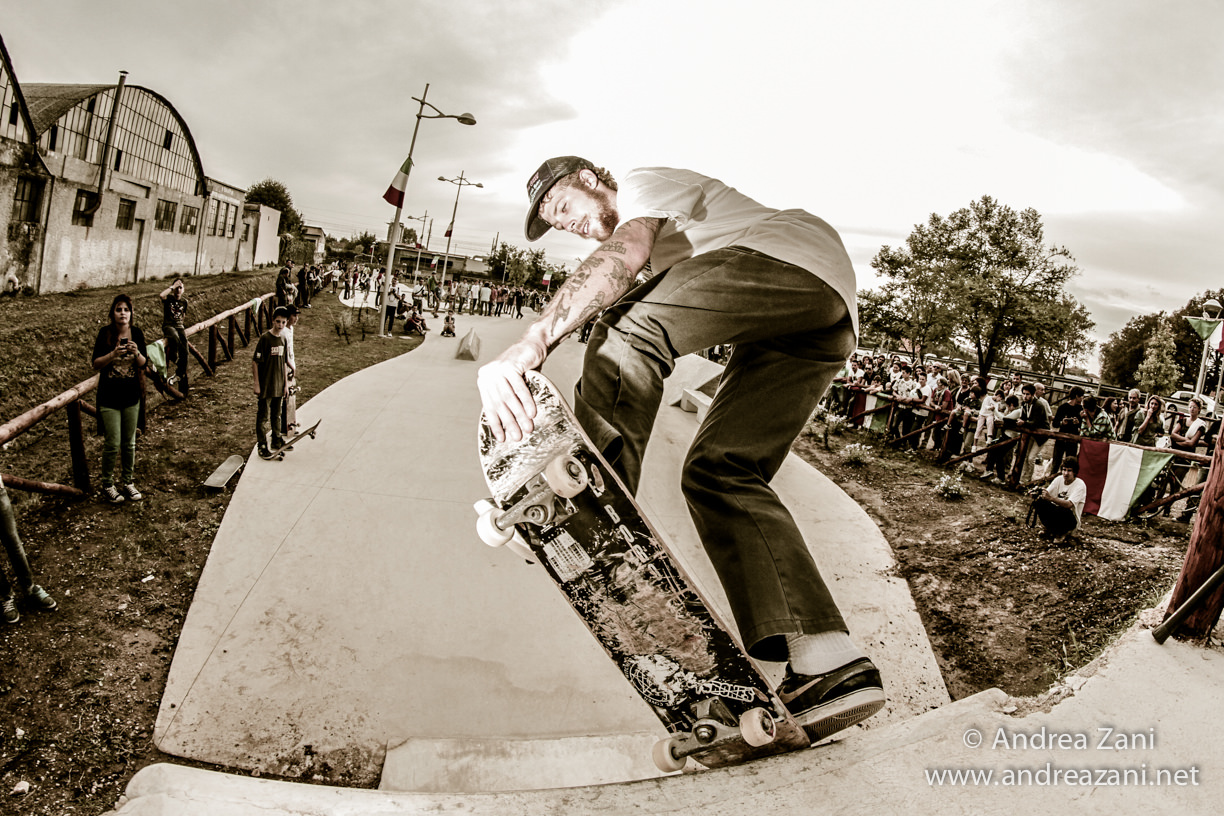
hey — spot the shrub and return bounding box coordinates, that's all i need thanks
[839,442,874,466]
[935,473,966,500]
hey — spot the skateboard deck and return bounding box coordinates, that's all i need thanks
[271,418,320,457]
[477,371,809,772]
[204,455,244,490]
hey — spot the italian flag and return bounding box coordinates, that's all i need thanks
[383,156,412,208]
[861,394,890,434]
[1077,439,1174,521]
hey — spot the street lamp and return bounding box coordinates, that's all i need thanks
[378,84,476,336]
[437,171,483,289]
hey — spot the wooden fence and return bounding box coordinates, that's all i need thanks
[0,293,274,498]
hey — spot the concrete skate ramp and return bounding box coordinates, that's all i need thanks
[152,313,946,793]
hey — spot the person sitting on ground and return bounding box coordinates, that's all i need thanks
[1030,456,1087,542]
[404,305,429,336]
[441,308,456,337]
[1,481,56,624]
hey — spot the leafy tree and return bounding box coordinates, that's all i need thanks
[861,254,957,363]
[869,196,1080,377]
[1099,312,1164,390]
[1167,289,1224,391]
[245,178,302,237]
[1137,318,1181,395]
[1025,296,1096,376]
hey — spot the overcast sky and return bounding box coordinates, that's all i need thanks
[4,0,1221,369]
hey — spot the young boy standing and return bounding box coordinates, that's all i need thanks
[252,307,293,460]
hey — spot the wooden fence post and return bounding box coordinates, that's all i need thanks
[1162,444,1224,640]
[208,325,218,370]
[66,399,91,493]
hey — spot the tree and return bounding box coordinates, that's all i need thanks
[245,178,303,237]
[1025,296,1096,376]
[1099,312,1164,390]
[862,252,958,363]
[1168,289,1224,391]
[1137,319,1181,395]
[869,196,1080,377]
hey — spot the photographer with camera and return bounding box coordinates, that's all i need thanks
[159,277,189,394]
[91,294,149,504]
[1030,457,1087,543]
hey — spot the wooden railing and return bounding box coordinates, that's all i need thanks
[0,293,274,498]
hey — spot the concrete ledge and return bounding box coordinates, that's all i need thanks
[456,329,481,361]
[680,388,714,423]
[379,733,669,793]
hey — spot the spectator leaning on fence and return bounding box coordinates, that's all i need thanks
[1130,396,1164,447]
[1016,382,1050,484]
[1081,394,1117,441]
[159,277,189,395]
[91,294,148,505]
[1115,389,1144,441]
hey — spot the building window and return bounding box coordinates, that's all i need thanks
[47,124,58,152]
[207,199,220,236]
[116,198,136,230]
[72,189,99,227]
[242,223,250,242]
[226,203,237,237]
[154,199,177,231]
[179,204,199,235]
[12,177,44,223]
[7,105,17,127]
[163,129,173,150]
[113,149,123,171]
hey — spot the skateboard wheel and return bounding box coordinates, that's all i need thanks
[476,506,514,547]
[543,455,588,498]
[652,736,687,773]
[739,707,778,747]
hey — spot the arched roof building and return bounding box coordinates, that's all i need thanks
[0,34,280,294]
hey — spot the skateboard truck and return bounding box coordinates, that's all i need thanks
[475,455,589,561]
[652,698,779,773]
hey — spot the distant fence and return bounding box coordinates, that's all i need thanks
[0,293,275,498]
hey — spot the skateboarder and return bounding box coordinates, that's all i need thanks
[477,157,884,740]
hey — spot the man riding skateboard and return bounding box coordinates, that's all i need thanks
[477,157,885,741]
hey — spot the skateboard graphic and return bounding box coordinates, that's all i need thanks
[476,371,809,772]
[203,455,245,490]
[270,418,321,459]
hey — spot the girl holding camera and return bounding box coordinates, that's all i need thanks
[91,294,148,504]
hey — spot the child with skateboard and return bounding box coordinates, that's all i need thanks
[478,157,884,743]
[441,307,456,337]
[252,307,293,460]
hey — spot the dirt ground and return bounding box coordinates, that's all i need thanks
[0,285,1194,813]
[792,420,1190,700]
[0,279,419,815]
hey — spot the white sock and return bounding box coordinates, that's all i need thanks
[786,631,864,676]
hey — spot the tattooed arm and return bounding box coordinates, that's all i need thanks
[477,216,663,442]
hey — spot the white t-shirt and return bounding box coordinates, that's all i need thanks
[615,167,858,335]
[1045,475,1087,527]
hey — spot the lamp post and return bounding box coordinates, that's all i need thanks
[1192,298,1222,397]
[378,84,475,337]
[437,171,483,288]
[403,212,427,284]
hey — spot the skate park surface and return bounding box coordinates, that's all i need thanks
[108,312,1222,814]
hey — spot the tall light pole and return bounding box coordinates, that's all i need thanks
[403,212,427,283]
[378,84,475,337]
[437,171,483,288]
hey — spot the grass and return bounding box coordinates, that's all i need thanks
[0,270,422,815]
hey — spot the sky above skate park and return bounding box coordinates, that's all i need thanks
[3,0,1221,370]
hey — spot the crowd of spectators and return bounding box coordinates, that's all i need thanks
[824,352,1218,494]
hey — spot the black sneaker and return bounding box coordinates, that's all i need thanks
[777,657,886,743]
[258,447,278,461]
[2,594,18,624]
[25,585,56,611]
[101,484,125,504]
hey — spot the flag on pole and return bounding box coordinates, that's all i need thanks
[444,222,453,238]
[1185,316,1222,342]
[1210,320,1224,353]
[1076,439,1174,521]
[383,157,413,208]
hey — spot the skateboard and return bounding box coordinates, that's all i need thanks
[476,371,809,773]
[270,418,320,457]
[203,455,245,490]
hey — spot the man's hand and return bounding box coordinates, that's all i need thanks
[477,333,549,442]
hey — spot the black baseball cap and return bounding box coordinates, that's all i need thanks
[524,156,594,241]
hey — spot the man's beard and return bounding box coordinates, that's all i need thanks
[592,191,620,239]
